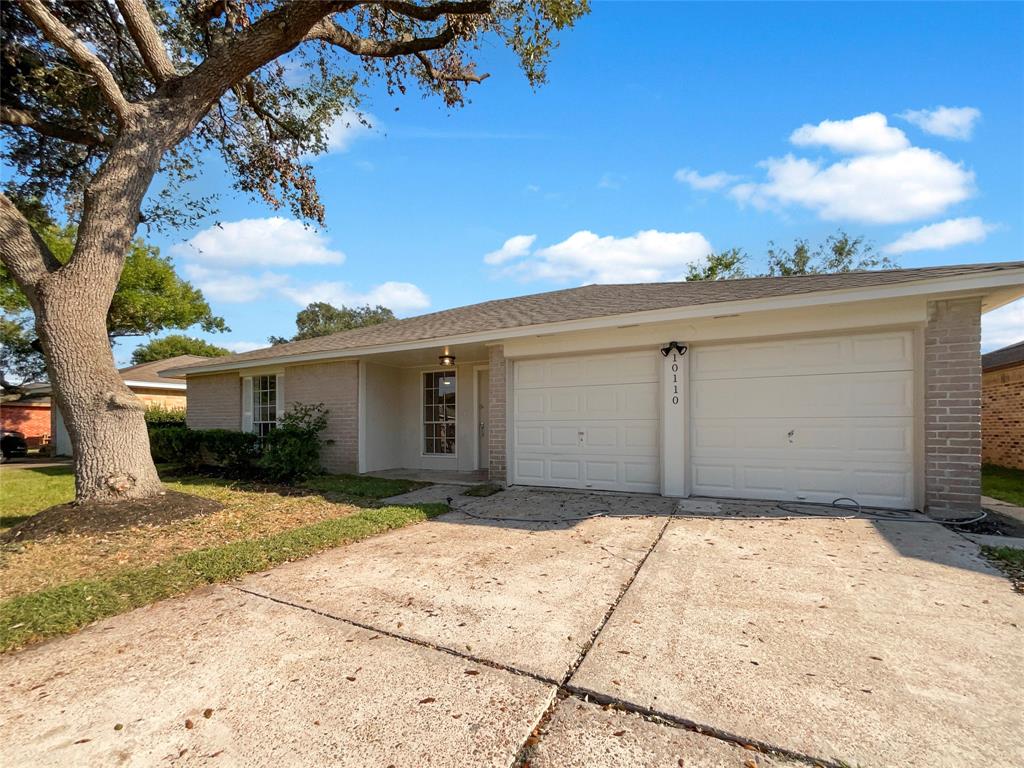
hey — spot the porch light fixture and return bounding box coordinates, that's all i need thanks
[439,348,456,367]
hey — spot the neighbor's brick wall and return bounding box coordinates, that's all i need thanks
[283,360,359,474]
[135,389,187,411]
[488,346,507,484]
[186,373,240,430]
[982,363,1024,470]
[0,403,50,446]
[924,297,982,517]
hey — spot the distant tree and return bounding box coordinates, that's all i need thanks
[131,335,230,365]
[270,302,396,345]
[766,231,896,276]
[1,206,227,386]
[686,248,749,281]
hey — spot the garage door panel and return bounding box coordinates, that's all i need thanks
[516,420,658,455]
[514,351,660,493]
[691,331,916,509]
[515,352,659,389]
[691,331,913,381]
[692,372,912,419]
[693,418,913,463]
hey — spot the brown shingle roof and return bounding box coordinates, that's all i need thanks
[175,261,1024,371]
[120,355,212,383]
[982,340,1024,371]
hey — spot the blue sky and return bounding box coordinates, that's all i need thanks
[134,1,1023,363]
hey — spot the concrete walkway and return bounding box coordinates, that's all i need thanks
[2,489,1022,767]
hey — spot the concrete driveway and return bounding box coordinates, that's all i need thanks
[2,488,1021,768]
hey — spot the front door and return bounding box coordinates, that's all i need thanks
[477,369,489,470]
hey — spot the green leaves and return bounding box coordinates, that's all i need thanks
[131,334,230,365]
[270,302,396,345]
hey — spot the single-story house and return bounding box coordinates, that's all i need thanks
[165,262,1024,518]
[0,393,51,448]
[981,340,1024,470]
[30,354,208,456]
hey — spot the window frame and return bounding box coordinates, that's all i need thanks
[243,373,283,436]
[421,369,457,457]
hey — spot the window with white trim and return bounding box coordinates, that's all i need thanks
[243,374,282,436]
[423,371,456,455]
[253,375,278,436]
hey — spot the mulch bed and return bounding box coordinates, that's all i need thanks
[1,491,223,543]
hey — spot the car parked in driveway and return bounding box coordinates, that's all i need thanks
[1,430,29,460]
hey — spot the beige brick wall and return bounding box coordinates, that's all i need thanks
[924,297,982,517]
[982,363,1024,470]
[488,346,507,484]
[136,389,187,411]
[185,373,240,430]
[283,360,359,474]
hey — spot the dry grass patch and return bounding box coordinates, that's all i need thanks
[0,474,419,600]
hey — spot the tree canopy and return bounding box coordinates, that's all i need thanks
[270,302,396,344]
[1,208,226,386]
[131,334,230,364]
[686,231,897,282]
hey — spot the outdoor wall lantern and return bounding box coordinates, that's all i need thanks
[439,347,456,367]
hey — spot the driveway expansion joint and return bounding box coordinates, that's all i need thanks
[232,585,564,687]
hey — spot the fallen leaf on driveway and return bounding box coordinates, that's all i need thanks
[418,697,436,704]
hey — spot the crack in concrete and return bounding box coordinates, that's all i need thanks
[236,517,841,768]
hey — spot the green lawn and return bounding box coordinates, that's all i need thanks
[982,464,1024,507]
[0,466,76,529]
[0,465,439,651]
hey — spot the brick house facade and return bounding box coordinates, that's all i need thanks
[981,341,1024,471]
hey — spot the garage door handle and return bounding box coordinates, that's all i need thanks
[787,429,795,443]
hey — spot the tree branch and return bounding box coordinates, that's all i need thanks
[16,0,132,121]
[376,1,492,22]
[115,0,177,84]
[305,19,456,57]
[414,51,489,83]
[1,103,110,147]
[0,194,62,307]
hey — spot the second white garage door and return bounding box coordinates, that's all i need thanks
[513,351,660,493]
[690,331,916,509]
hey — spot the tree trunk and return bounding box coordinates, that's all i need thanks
[37,290,162,501]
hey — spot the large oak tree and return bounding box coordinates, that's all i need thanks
[1,0,586,502]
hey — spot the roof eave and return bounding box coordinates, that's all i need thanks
[164,266,1024,377]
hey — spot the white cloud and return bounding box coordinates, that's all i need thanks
[491,229,713,284]
[883,217,995,255]
[598,173,624,190]
[278,280,430,315]
[730,148,974,224]
[899,106,981,140]
[323,110,375,153]
[484,234,537,265]
[674,168,741,191]
[172,217,345,267]
[982,299,1024,352]
[183,264,282,303]
[223,340,265,353]
[790,112,909,155]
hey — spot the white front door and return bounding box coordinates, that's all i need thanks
[689,331,916,509]
[512,350,660,493]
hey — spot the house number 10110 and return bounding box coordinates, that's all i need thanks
[670,353,680,405]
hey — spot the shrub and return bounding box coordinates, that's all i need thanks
[144,405,186,428]
[258,403,331,484]
[202,430,262,475]
[148,426,203,469]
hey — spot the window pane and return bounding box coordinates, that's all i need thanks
[423,371,456,455]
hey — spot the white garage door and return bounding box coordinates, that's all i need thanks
[513,351,660,493]
[690,331,915,509]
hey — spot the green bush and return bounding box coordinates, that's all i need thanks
[144,405,186,428]
[148,426,203,469]
[202,429,263,474]
[258,403,331,483]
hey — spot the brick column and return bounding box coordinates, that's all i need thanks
[488,345,507,485]
[925,297,982,518]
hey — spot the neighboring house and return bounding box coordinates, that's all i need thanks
[981,340,1024,470]
[31,355,208,456]
[0,393,51,448]
[165,263,1024,517]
